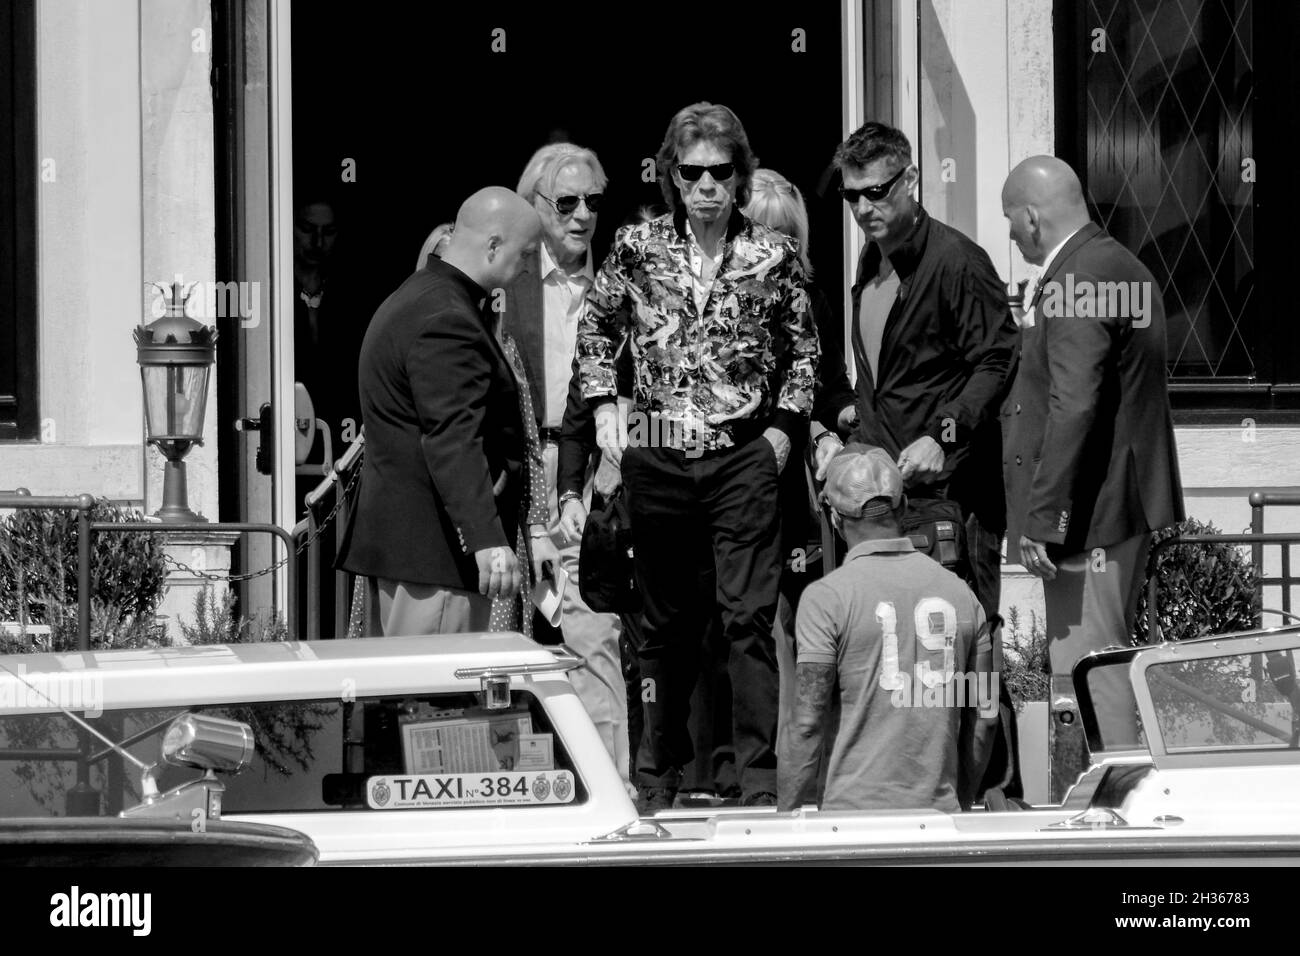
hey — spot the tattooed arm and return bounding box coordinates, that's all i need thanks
[778,662,836,811]
[958,607,1000,809]
[780,582,843,811]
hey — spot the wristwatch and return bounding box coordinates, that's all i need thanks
[558,491,582,505]
[815,430,843,450]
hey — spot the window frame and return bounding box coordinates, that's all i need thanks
[1134,632,1300,769]
[0,0,38,441]
[1053,0,1300,421]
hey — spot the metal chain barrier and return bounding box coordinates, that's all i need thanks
[160,458,363,584]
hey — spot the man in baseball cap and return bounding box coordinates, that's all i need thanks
[780,443,999,812]
[821,443,906,523]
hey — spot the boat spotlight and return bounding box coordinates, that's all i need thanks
[162,713,254,773]
[122,713,256,822]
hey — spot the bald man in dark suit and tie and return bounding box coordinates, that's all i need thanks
[1000,157,1184,749]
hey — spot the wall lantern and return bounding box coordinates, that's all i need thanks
[135,282,217,522]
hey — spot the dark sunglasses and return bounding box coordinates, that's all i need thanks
[839,165,909,204]
[538,192,603,216]
[676,162,736,182]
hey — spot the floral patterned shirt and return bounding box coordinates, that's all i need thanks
[577,208,819,451]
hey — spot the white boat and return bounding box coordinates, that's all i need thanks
[0,625,1296,865]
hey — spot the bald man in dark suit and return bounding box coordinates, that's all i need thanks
[1000,157,1184,749]
[338,188,542,635]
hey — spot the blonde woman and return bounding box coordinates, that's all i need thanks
[743,168,856,479]
[415,221,455,271]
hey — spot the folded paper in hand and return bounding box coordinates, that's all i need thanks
[531,564,568,628]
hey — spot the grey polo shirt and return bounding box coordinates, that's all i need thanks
[858,257,900,383]
[795,536,990,812]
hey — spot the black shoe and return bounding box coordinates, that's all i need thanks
[636,786,677,815]
[740,791,777,807]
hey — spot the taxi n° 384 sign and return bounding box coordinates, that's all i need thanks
[367,771,575,809]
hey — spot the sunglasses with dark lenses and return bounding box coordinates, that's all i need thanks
[538,192,604,216]
[676,162,736,182]
[839,165,909,204]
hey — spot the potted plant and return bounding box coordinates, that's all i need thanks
[1002,605,1050,803]
[0,500,168,650]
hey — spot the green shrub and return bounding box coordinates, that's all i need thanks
[1133,517,1259,644]
[180,587,288,645]
[1131,519,1277,747]
[0,501,167,649]
[1002,605,1050,707]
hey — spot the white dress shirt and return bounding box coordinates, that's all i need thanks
[1024,225,1085,328]
[540,242,594,428]
[684,220,722,316]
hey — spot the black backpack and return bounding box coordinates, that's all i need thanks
[578,487,642,614]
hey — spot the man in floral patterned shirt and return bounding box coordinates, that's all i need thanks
[576,102,818,810]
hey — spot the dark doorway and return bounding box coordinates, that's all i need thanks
[289,0,848,427]
[286,3,847,637]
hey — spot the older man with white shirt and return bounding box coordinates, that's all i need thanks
[502,143,630,787]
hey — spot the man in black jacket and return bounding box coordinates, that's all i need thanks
[337,187,542,635]
[833,123,1018,621]
[833,123,1019,800]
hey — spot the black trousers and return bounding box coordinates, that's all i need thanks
[964,510,1024,800]
[621,436,783,796]
[965,510,1003,625]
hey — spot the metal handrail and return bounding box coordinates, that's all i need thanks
[1249,491,1300,627]
[0,492,297,649]
[94,521,297,640]
[297,434,364,639]
[305,432,364,511]
[1146,532,1300,643]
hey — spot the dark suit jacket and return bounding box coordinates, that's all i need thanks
[337,258,526,588]
[502,253,620,495]
[1002,222,1184,561]
[849,206,1017,531]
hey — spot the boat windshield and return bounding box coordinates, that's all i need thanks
[0,690,586,817]
[1144,645,1300,755]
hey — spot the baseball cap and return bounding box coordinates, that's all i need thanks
[821,443,905,518]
